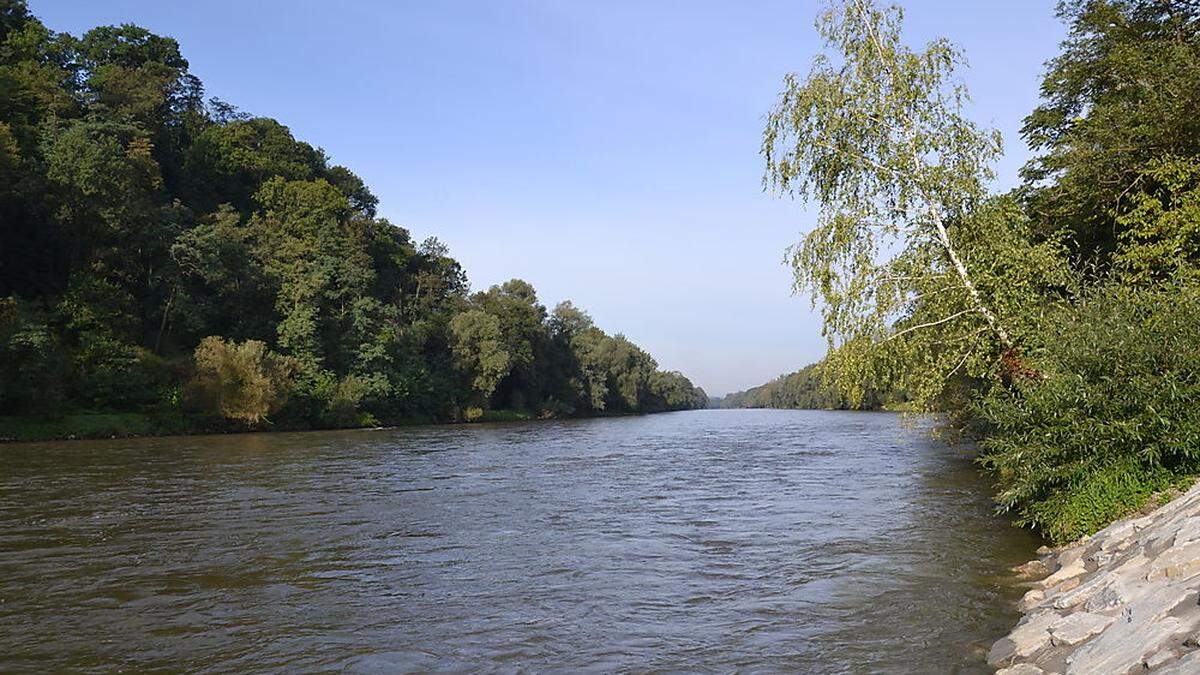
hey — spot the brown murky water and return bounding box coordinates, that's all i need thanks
[0,409,1039,672]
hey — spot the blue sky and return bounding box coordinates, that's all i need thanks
[39,1,1066,395]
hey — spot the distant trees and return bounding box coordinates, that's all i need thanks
[448,283,707,417]
[718,361,900,411]
[0,1,705,428]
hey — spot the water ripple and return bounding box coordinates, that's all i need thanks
[0,409,1039,672]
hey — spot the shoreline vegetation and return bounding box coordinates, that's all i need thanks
[759,0,1200,549]
[711,360,910,412]
[0,2,707,442]
[0,407,659,444]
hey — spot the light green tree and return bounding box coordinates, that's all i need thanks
[449,309,511,405]
[762,0,1070,406]
[186,336,296,424]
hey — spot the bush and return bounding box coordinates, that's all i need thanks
[0,300,67,415]
[975,282,1200,543]
[70,335,158,408]
[323,374,378,428]
[185,336,296,424]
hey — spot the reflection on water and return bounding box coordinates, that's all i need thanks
[0,409,1039,672]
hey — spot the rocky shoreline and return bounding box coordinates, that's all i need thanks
[989,480,1200,673]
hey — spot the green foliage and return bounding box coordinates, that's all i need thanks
[648,370,709,412]
[449,288,706,417]
[186,118,325,211]
[976,283,1200,543]
[0,411,184,442]
[0,2,705,433]
[969,1,1200,541]
[475,409,534,423]
[185,336,295,425]
[0,298,66,414]
[323,374,376,428]
[719,361,897,410]
[1112,157,1200,283]
[1021,0,1200,268]
[764,0,1200,543]
[762,0,1067,409]
[450,309,511,403]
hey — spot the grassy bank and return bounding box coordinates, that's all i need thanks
[0,411,232,443]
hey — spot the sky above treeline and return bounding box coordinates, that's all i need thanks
[41,0,1065,395]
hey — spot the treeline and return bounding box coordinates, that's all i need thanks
[0,2,705,434]
[765,0,1200,543]
[715,362,902,410]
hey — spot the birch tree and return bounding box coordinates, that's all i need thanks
[762,0,1070,406]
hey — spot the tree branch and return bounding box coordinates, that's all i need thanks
[884,307,978,342]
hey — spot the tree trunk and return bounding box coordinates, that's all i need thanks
[929,206,1014,349]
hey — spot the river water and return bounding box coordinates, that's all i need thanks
[0,409,1039,673]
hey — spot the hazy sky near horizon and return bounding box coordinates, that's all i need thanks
[41,1,1066,395]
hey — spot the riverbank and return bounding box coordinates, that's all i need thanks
[0,409,511,443]
[989,479,1200,673]
[0,408,672,443]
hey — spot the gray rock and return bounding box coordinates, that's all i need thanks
[990,611,1060,665]
[1159,649,1200,674]
[988,637,1019,666]
[1146,541,1200,581]
[1083,584,1125,613]
[994,480,1200,675]
[995,664,1046,675]
[1065,614,1181,673]
[1048,612,1114,646]
[1057,546,1087,568]
[1015,559,1052,579]
[1173,516,1200,545]
[1145,647,1176,670]
[1038,559,1088,593]
[1019,588,1046,612]
[1052,573,1112,610]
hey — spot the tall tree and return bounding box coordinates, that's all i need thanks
[762,0,1069,405]
[1021,0,1200,273]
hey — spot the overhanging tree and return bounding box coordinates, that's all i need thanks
[762,0,1070,406]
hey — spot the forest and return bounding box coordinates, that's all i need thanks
[764,0,1200,542]
[715,360,907,411]
[0,1,706,439]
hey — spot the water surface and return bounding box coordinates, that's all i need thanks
[0,409,1039,672]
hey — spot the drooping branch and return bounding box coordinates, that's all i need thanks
[884,306,978,342]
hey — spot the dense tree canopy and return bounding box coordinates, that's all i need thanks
[0,1,705,429]
[1021,0,1200,274]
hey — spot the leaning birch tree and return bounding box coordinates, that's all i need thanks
[762,0,1068,407]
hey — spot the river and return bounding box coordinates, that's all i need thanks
[0,409,1039,672]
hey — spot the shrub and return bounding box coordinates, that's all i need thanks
[0,300,67,415]
[975,282,1200,543]
[323,374,377,427]
[70,335,157,408]
[185,336,296,424]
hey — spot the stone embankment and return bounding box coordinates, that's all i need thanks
[990,480,1200,674]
